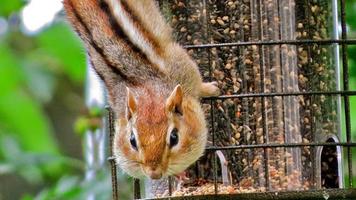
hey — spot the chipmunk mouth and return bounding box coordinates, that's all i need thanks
[147,171,163,179]
[143,166,164,179]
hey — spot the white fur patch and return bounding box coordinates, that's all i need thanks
[114,121,144,178]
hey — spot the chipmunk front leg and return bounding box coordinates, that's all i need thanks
[200,81,220,97]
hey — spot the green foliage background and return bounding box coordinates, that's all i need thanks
[0,0,355,199]
[0,0,114,199]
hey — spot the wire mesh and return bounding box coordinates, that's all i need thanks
[106,0,356,199]
[107,107,118,200]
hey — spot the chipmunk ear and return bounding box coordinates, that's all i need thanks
[126,87,137,120]
[166,85,183,115]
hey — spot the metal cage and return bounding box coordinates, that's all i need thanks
[106,0,356,199]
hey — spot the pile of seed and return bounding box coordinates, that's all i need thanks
[154,181,264,198]
[295,0,339,188]
[153,0,340,198]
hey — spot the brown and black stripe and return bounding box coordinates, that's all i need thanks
[98,0,153,62]
[63,0,160,86]
[117,0,165,57]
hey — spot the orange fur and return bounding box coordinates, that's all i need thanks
[63,0,219,179]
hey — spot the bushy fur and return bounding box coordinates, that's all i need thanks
[63,0,219,179]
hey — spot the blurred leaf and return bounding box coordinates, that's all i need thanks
[53,176,80,195]
[74,107,104,135]
[89,106,103,117]
[0,135,84,184]
[0,43,59,153]
[0,43,23,94]
[59,187,82,200]
[0,0,23,16]
[29,172,111,200]
[349,48,356,81]
[0,90,58,153]
[346,1,356,31]
[21,195,34,200]
[36,22,86,84]
[33,188,50,200]
[74,117,90,136]
[33,176,82,200]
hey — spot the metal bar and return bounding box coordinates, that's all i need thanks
[204,142,356,151]
[201,90,356,100]
[107,107,119,200]
[133,178,141,199]
[168,176,173,196]
[340,0,353,188]
[183,38,356,49]
[144,189,356,200]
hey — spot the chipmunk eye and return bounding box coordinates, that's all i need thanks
[169,128,179,148]
[130,131,138,151]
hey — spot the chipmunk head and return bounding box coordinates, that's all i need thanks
[114,85,207,179]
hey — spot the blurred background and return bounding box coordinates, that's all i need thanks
[0,0,355,200]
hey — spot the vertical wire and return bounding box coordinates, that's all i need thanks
[168,176,173,196]
[340,0,353,188]
[133,178,141,199]
[107,107,118,200]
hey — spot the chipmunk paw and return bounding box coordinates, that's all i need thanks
[200,81,220,97]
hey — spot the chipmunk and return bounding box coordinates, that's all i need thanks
[63,0,220,179]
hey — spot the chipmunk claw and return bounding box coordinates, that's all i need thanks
[174,171,190,190]
[174,171,190,181]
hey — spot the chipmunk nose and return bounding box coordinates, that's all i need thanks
[145,167,163,179]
